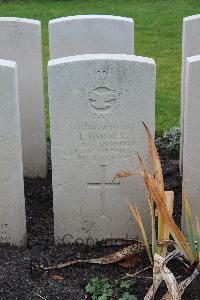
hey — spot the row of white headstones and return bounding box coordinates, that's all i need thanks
[0,15,199,246]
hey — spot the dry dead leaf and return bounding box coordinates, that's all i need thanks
[144,254,181,300]
[118,252,141,268]
[162,269,199,299]
[50,273,64,281]
[44,243,144,270]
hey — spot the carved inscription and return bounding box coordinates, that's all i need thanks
[89,87,120,113]
[70,122,134,161]
[87,165,120,217]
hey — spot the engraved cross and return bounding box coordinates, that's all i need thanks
[87,165,120,217]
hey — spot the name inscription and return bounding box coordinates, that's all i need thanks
[70,122,134,161]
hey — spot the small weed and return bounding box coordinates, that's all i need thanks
[119,280,131,290]
[85,277,113,300]
[156,127,181,157]
[119,280,138,299]
[119,292,138,300]
[85,277,138,300]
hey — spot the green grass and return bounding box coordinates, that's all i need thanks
[0,0,200,136]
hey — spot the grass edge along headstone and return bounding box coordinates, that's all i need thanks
[182,55,200,236]
[49,15,134,59]
[0,17,47,178]
[0,59,26,246]
[180,14,200,172]
[48,54,156,244]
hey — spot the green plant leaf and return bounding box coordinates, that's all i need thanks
[119,291,138,300]
[120,280,131,290]
[128,203,153,265]
[85,277,113,300]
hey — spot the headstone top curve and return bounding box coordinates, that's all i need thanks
[0,59,16,68]
[0,17,40,25]
[49,15,133,25]
[187,55,200,63]
[48,54,155,67]
[184,14,200,23]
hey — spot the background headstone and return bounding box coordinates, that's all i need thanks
[48,54,156,244]
[0,59,26,245]
[180,14,200,171]
[49,15,134,59]
[182,55,200,234]
[0,17,47,178]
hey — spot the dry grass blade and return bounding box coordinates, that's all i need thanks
[112,171,135,182]
[162,269,199,299]
[165,249,180,264]
[122,266,152,279]
[147,197,157,256]
[196,216,200,263]
[162,266,180,300]
[144,254,180,300]
[143,123,168,256]
[159,191,174,257]
[144,275,162,300]
[143,122,164,192]
[128,203,153,265]
[178,269,199,296]
[140,158,194,263]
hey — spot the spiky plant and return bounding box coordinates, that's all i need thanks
[114,123,174,263]
[116,123,199,298]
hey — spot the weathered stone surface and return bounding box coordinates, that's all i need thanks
[182,55,200,234]
[49,15,134,59]
[0,17,47,178]
[0,59,26,245]
[180,15,200,170]
[48,54,156,244]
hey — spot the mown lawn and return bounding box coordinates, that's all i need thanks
[0,0,200,136]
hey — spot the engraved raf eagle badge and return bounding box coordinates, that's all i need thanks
[89,87,120,112]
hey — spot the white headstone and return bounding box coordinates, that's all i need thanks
[49,15,134,59]
[48,54,156,244]
[182,55,200,233]
[180,15,200,171]
[0,17,47,178]
[0,59,26,245]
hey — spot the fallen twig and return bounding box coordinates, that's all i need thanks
[35,293,47,300]
[121,266,152,279]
